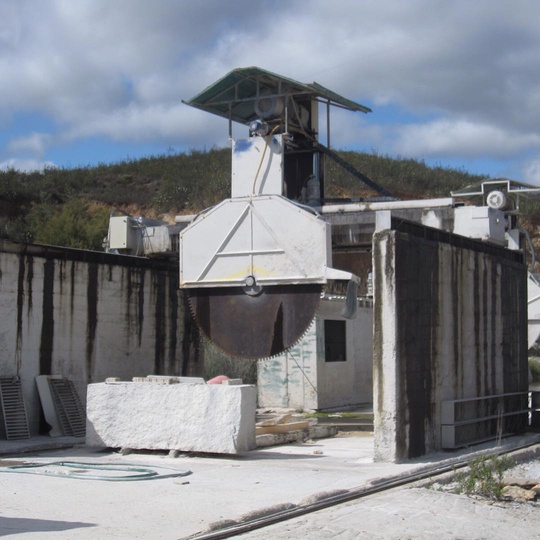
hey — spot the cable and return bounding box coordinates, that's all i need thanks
[519,226,536,271]
[251,124,281,196]
[288,350,318,396]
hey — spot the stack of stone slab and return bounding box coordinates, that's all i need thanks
[255,412,338,447]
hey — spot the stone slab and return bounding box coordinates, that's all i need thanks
[86,382,257,454]
[35,375,64,437]
[255,421,310,435]
[255,424,338,448]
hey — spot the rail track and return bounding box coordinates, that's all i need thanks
[185,436,540,540]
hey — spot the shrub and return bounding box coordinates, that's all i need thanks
[202,339,257,384]
[456,454,514,499]
[32,199,110,250]
[530,357,540,382]
[0,147,495,247]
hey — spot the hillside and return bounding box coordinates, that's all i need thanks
[0,147,488,250]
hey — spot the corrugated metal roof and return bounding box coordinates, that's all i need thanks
[451,178,540,215]
[183,66,371,125]
[451,178,540,197]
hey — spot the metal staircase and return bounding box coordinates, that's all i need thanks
[0,377,30,440]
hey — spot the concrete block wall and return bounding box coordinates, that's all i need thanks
[315,299,373,410]
[257,298,373,411]
[0,241,201,435]
[373,227,528,462]
[258,320,319,410]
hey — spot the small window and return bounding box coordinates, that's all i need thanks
[324,320,346,362]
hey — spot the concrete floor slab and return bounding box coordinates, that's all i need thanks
[0,433,539,539]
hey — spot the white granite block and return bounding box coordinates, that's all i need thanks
[86,382,257,454]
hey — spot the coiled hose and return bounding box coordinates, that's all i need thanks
[0,460,192,481]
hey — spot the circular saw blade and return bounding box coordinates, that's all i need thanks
[187,284,322,360]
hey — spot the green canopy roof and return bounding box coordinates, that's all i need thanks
[183,66,371,125]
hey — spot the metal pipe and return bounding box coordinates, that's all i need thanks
[175,215,196,223]
[326,100,330,148]
[284,96,289,134]
[319,198,455,214]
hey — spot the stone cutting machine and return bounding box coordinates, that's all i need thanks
[180,67,386,359]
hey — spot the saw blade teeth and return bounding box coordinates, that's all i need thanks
[258,319,317,361]
[184,284,323,360]
[257,287,324,361]
[186,292,197,320]
[186,291,213,347]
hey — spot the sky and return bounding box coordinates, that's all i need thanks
[2,0,540,185]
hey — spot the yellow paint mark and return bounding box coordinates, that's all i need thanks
[222,265,279,281]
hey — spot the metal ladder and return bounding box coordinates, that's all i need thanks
[0,377,30,440]
[48,378,86,437]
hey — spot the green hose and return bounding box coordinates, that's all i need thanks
[0,461,192,481]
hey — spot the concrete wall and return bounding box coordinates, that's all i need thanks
[257,298,373,411]
[0,241,200,436]
[315,299,373,410]
[373,225,528,462]
[257,320,319,410]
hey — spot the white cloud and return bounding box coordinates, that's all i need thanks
[64,103,227,148]
[393,119,540,158]
[2,0,540,176]
[0,158,57,172]
[7,133,52,158]
[523,159,540,185]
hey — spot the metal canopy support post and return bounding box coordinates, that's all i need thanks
[285,95,289,134]
[326,100,331,148]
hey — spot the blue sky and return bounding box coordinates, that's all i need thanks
[2,0,540,185]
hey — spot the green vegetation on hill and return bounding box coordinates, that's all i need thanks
[0,147,487,250]
[326,150,483,199]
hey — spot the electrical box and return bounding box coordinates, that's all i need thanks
[453,206,506,245]
[109,216,137,250]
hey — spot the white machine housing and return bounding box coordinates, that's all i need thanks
[453,206,506,246]
[180,195,332,288]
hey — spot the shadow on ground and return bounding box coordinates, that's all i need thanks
[0,516,96,537]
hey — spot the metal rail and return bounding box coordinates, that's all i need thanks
[184,437,540,540]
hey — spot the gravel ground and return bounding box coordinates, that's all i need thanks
[237,456,540,540]
[237,486,540,540]
[504,456,540,482]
